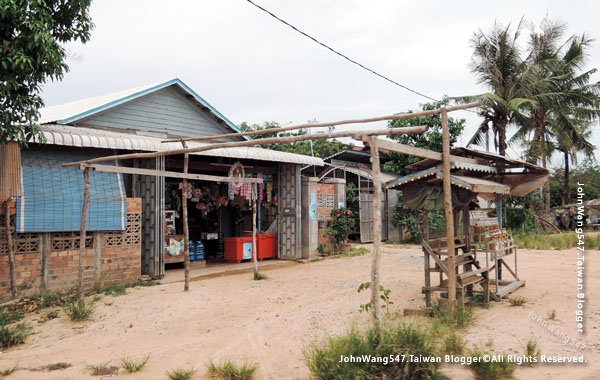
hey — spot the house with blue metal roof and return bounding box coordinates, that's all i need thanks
[0,79,323,301]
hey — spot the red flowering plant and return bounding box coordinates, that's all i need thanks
[325,207,355,249]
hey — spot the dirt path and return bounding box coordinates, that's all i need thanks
[0,245,597,379]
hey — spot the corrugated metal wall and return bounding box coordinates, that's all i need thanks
[0,142,23,197]
[79,86,237,139]
[16,148,127,232]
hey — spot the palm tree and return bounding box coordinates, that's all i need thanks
[519,19,600,164]
[467,20,532,156]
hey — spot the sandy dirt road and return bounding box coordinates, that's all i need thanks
[0,245,597,379]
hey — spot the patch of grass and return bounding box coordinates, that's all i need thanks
[253,272,268,281]
[305,321,443,380]
[102,283,127,296]
[0,362,19,376]
[468,348,516,380]
[86,361,118,376]
[432,303,474,329]
[339,247,370,257]
[548,309,557,320]
[166,367,196,380]
[509,296,527,307]
[206,360,258,380]
[133,278,161,287]
[47,362,71,371]
[39,310,59,323]
[30,290,72,309]
[65,300,95,321]
[0,309,23,325]
[0,322,31,349]
[120,355,150,373]
[514,232,600,250]
[442,332,466,355]
[525,338,541,366]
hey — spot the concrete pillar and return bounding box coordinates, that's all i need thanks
[324,178,346,209]
[386,189,401,243]
[301,177,319,259]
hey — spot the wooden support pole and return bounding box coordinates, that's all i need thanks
[368,136,383,334]
[441,110,457,314]
[78,167,91,307]
[252,184,259,277]
[5,199,17,299]
[182,143,191,292]
[422,210,431,307]
[62,126,428,167]
[163,102,480,143]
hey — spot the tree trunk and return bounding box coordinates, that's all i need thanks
[530,110,545,164]
[5,199,17,299]
[78,167,91,307]
[496,118,508,157]
[369,137,383,336]
[563,149,570,205]
[441,111,457,314]
[542,156,551,212]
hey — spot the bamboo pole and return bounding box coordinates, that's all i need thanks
[62,126,428,167]
[422,210,431,307]
[369,136,383,335]
[5,199,17,299]
[162,102,480,143]
[441,110,457,314]
[78,167,91,307]
[252,184,259,278]
[182,142,191,292]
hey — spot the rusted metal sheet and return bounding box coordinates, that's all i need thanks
[0,142,23,197]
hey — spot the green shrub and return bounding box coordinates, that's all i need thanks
[120,354,150,373]
[166,368,196,380]
[432,303,474,329]
[0,322,31,349]
[253,272,268,281]
[102,283,127,296]
[508,297,527,307]
[65,300,95,321]
[305,321,442,380]
[525,339,541,366]
[86,361,118,376]
[443,332,465,355]
[468,348,516,380]
[514,232,600,250]
[47,362,71,371]
[0,309,22,325]
[206,360,259,380]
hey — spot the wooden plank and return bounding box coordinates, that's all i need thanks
[163,101,481,143]
[77,167,90,307]
[496,280,526,298]
[87,164,263,184]
[4,199,17,299]
[0,142,23,197]
[368,138,481,165]
[62,126,428,167]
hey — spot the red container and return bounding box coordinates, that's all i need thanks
[224,236,254,263]
[257,233,278,260]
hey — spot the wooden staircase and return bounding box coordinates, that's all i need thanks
[422,235,490,307]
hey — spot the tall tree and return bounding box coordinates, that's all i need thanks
[0,0,93,144]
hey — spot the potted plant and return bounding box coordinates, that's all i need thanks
[326,208,356,252]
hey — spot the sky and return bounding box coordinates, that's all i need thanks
[40,0,600,167]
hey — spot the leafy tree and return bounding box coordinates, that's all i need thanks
[550,161,600,206]
[0,0,93,144]
[239,121,350,158]
[383,99,465,176]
